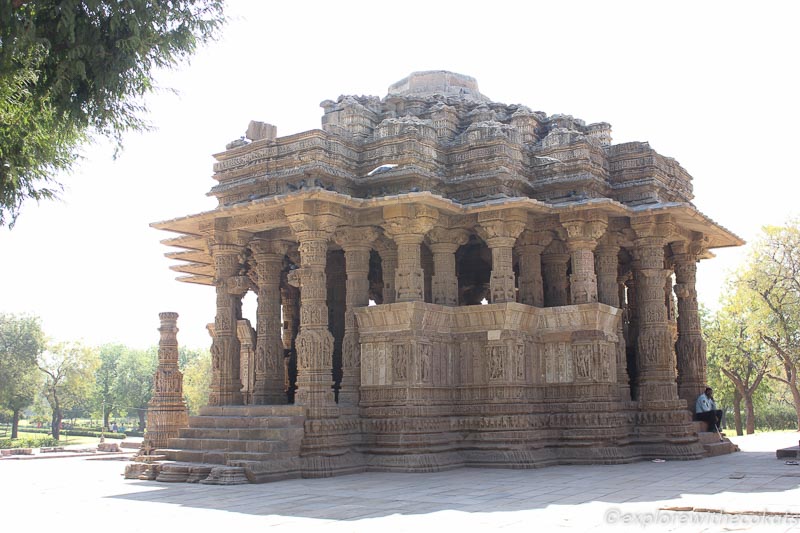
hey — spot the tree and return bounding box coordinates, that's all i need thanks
[0,313,45,438]
[38,341,97,440]
[746,222,800,430]
[704,284,771,435]
[93,344,124,429]
[0,0,225,227]
[114,348,156,431]
[182,348,211,415]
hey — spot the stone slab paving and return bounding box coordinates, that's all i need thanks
[1,431,800,532]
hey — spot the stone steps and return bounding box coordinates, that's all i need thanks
[169,437,301,453]
[178,427,304,441]
[188,415,305,429]
[157,404,306,483]
[199,405,304,417]
[161,448,302,464]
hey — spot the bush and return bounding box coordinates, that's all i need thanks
[14,427,128,439]
[755,404,798,431]
[0,436,59,449]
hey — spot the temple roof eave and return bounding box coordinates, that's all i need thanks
[153,189,743,285]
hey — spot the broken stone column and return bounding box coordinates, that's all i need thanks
[143,312,189,450]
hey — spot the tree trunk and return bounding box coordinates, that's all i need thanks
[50,392,62,441]
[732,389,743,436]
[11,409,20,439]
[744,394,756,435]
[138,409,146,432]
[103,409,110,431]
[790,379,800,431]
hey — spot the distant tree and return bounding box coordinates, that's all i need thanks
[182,349,211,415]
[0,0,225,227]
[745,222,800,430]
[114,348,157,431]
[38,341,98,440]
[0,313,45,438]
[93,344,126,429]
[704,284,770,435]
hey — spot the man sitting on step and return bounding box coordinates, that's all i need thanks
[694,387,723,431]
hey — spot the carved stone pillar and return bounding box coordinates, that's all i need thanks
[286,202,341,413]
[250,239,289,405]
[624,271,639,395]
[335,227,378,405]
[236,320,256,404]
[281,282,300,400]
[671,240,708,411]
[631,218,679,405]
[542,240,570,307]
[143,312,188,450]
[516,230,552,307]
[375,237,397,304]
[209,242,247,406]
[477,212,526,303]
[562,215,607,305]
[327,251,346,395]
[595,239,620,307]
[596,234,630,400]
[382,205,438,302]
[427,228,469,306]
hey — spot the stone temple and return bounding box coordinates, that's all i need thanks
[146,71,742,483]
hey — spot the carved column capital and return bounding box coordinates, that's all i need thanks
[560,216,607,305]
[517,229,553,250]
[382,204,439,240]
[476,217,526,245]
[285,200,342,243]
[381,205,437,303]
[477,213,524,304]
[427,227,470,253]
[334,226,379,252]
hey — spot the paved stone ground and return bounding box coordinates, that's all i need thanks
[1,432,799,532]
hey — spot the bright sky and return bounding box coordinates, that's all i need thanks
[1,1,798,350]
